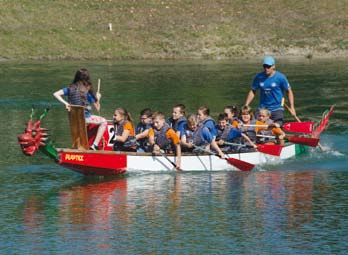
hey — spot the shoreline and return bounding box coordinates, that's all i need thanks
[1,48,347,62]
[1,1,346,63]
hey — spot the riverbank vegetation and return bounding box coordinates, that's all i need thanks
[0,0,347,60]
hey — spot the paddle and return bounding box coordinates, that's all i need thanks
[311,105,335,138]
[283,102,323,150]
[223,141,282,156]
[194,145,255,171]
[282,121,313,133]
[257,134,319,147]
[97,78,101,115]
[286,135,319,147]
[243,121,313,134]
[158,150,181,171]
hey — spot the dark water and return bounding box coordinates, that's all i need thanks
[1,59,347,254]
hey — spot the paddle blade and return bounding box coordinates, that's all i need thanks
[287,136,320,147]
[226,157,255,171]
[257,144,282,156]
[283,122,314,134]
[312,105,335,138]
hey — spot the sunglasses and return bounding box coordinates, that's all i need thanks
[263,64,273,69]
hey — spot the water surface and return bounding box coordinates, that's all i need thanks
[0,59,347,254]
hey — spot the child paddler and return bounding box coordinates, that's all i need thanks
[227,105,258,152]
[224,105,238,125]
[135,108,153,152]
[112,107,137,152]
[167,103,187,139]
[194,106,225,158]
[255,108,285,145]
[53,68,107,150]
[215,113,233,152]
[180,114,198,152]
[149,112,182,169]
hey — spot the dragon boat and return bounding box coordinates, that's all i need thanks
[17,105,335,176]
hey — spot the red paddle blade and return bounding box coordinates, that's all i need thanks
[257,144,283,156]
[283,121,314,134]
[287,136,320,147]
[312,105,335,138]
[226,157,255,171]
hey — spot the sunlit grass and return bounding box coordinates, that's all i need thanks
[0,0,347,60]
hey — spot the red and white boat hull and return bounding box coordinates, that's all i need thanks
[57,143,303,175]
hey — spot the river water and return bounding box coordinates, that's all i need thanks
[0,59,347,254]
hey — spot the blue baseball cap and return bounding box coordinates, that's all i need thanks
[263,56,275,66]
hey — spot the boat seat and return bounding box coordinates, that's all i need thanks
[69,105,89,150]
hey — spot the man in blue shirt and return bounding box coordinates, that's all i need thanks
[244,56,296,125]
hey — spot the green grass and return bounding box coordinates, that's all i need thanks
[0,0,347,60]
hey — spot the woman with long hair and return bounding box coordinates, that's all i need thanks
[53,68,107,150]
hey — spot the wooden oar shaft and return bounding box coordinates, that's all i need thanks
[257,134,275,138]
[243,124,268,127]
[284,103,301,122]
[97,78,101,115]
[224,141,246,147]
[97,78,101,93]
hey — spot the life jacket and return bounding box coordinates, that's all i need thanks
[68,83,91,106]
[235,119,257,144]
[135,122,150,149]
[168,116,187,135]
[184,129,194,144]
[180,128,194,152]
[68,83,93,115]
[216,124,232,141]
[229,117,239,125]
[113,120,137,151]
[193,117,215,147]
[154,123,174,152]
[256,119,277,144]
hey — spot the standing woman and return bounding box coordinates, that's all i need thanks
[53,68,107,150]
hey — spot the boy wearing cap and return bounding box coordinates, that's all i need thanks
[244,56,296,125]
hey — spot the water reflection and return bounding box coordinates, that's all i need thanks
[284,172,315,228]
[58,178,128,229]
[22,172,322,232]
[18,170,347,254]
[233,171,319,230]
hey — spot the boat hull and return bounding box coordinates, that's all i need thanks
[56,143,305,176]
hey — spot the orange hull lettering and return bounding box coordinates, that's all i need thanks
[65,153,84,162]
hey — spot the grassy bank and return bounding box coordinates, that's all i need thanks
[0,0,347,60]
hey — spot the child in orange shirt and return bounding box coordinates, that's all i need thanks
[113,107,137,152]
[256,108,285,145]
[148,112,181,169]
